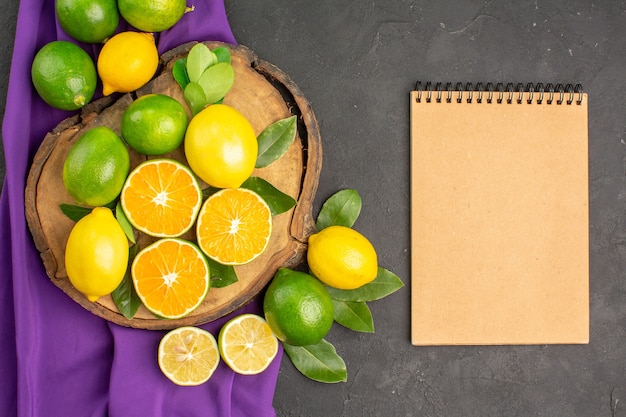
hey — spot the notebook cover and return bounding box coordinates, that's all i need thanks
[410,89,589,346]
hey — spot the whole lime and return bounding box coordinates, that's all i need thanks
[121,94,188,155]
[307,225,378,290]
[65,206,129,302]
[118,0,187,33]
[63,126,130,206]
[31,41,97,111]
[263,268,334,346]
[56,0,119,43]
[184,104,257,189]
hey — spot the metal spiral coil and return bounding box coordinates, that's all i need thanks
[414,81,584,105]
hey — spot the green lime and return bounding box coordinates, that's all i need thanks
[31,41,97,111]
[118,0,187,32]
[263,268,334,346]
[121,94,188,155]
[63,126,130,206]
[56,0,119,43]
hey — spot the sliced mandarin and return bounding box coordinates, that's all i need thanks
[131,238,209,319]
[120,159,202,238]
[196,188,272,265]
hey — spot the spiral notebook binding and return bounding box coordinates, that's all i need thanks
[414,81,584,105]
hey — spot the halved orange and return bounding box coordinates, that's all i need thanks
[158,326,220,386]
[196,188,272,265]
[131,238,209,319]
[120,159,202,237]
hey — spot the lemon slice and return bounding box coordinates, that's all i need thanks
[158,326,219,386]
[218,314,279,375]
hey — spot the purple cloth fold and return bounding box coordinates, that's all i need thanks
[0,1,281,416]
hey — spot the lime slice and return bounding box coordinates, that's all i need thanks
[218,314,279,375]
[158,326,219,386]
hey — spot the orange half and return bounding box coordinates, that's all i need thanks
[120,159,202,237]
[131,238,209,319]
[196,188,272,265]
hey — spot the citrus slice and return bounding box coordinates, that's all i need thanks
[158,326,219,386]
[120,159,202,238]
[218,314,279,375]
[131,238,209,319]
[196,188,272,265]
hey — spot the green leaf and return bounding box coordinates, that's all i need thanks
[197,62,235,104]
[172,58,189,90]
[202,186,222,201]
[332,299,374,333]
[207,258,238,288]
[111,245,141,319]
[326,267,404,302]
[316,189,362,230]
[60,204,92,222]
[184,82,207,115]
[241,176,296,216]
[186,43,217,82]
[212,46,231,64]
[115,202,135,244]
[256,115,297,168]
[282,339,347,383]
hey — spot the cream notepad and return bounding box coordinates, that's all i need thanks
[410,82,589,346]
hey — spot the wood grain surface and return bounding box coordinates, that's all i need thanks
[24,41,322,330]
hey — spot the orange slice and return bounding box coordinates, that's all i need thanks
[120,159,202,237]
[158,326,220,386]
[196,188,272,265]
[218,314,279,375]
[131,238,209,319]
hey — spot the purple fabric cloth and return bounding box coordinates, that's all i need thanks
[0,1,282,416]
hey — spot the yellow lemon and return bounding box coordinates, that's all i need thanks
[97,31,159,96]
[65,207,129,302]
[307,225,378,290]
[184,104,257,189]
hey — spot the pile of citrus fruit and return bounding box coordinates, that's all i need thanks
[33,0,404,386]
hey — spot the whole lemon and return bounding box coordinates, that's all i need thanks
[121,94,188,155]
[63,126,130,206]
[56,0,119,43]
[118,0,187,33]
[307,225,378,290]
[263,268,334,346]
[97,31,158,96]
[31,41,97,111]
[184,104,257,189]
[65,207,129,302]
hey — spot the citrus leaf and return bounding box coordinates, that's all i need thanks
[207,258,238,288]
[59,203,92,222]
[186,43,217,83]
[115,201,135,244]
[212,46,231,64]
[282,339,347,383]
[256,115,297,168]
[184,82,207,115]
[112,245,141,319]
[202,186,222,201]
[315,189,362,230]
[332,299,374,333]
[172,58,189,90]
[326,267,404,302]
[241,176,296,216]
[197,62,235,105]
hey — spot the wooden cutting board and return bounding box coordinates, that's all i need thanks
[24,41,322,330]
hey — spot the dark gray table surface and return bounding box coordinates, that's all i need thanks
[2,1,626,416]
